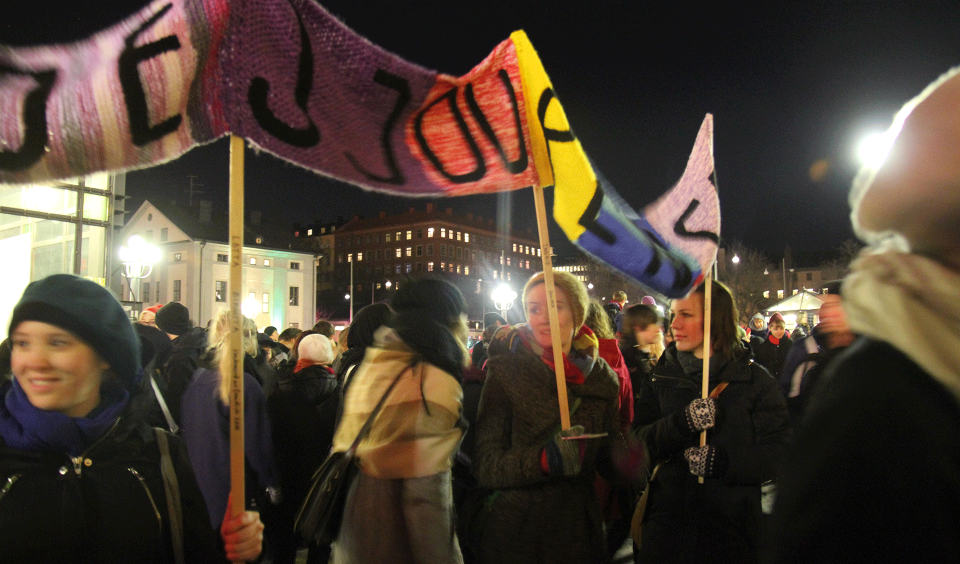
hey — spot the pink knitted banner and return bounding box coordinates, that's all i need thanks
[0,0,538,195]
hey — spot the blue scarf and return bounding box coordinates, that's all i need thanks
[0,379,129,456]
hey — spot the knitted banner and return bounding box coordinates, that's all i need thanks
[0,0,718,297]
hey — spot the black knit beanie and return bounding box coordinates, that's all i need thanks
[389,279,467,380]
[9,274,142,388]
[155,302,193,336]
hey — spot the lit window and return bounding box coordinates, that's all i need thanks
[262,293,269,313]
[778,290,784,299]
[441,262,446,272]
[215,281,226,302]
[464,233,470,243]
[264,259,271,267]
[441,228,446,237]
[249,257,256,265]
[512,243,517,252]
[396,231,401,241]
[537,249,541,257]
[428,262,434,272]
[763,291,770,298]
[406,264,412,273]
[406,230,412,240]
[406,247,412,257]
[386,233,392,242]
[457,231,461,241]
[357,253,363,261]
[395,264,401,274]
[456,265,461,274]
[507,257,512,266]
[448,231,454,239]
[428,227,434,237]
[464,266,470,275]
[395,248,402,258]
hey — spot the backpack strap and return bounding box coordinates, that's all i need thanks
[150,374,179,434]
[155,428,184,564]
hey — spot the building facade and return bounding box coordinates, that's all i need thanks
[122,200,317,331]
[0,172,127,329]
[299,203,542,324]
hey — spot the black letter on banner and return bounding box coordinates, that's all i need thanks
[578,181,616,244]
[464,69,527,174]
[119,3,183,147]
[248,3,319,148]
[673,199,720,243]
[639,228,695,293]
[414,88,485,183]
[0,66,56,171]
[345,69,408,184]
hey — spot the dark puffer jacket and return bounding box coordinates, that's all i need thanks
[635,344,790,564]
[0,384,217,563]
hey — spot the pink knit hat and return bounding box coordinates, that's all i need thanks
[298,334,334,365]
[769,312,785,325]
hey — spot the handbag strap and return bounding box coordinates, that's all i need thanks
[155,428,184,564]
[345,363,413,456]
[150,374,179,434]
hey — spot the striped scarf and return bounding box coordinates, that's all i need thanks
[496,324,599,385]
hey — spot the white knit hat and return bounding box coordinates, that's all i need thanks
[298,333,334,365]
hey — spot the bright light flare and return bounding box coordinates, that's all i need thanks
[857,131,896,169]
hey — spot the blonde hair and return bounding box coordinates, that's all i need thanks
[522,270,589,330]
[207,310,258,405]
[584,299,615,339]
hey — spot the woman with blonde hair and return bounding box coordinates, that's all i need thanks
[473,271,624,564]
[180,310,281,542]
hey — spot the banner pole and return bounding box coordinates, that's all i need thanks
[698,272,713,484]
[532,184,571,430]
[228,135,246,552]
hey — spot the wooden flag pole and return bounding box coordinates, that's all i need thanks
[698,273,713,484]
[228,135,246,551]
[532,184,571,430]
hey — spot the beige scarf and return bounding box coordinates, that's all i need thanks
[843,249,960,406]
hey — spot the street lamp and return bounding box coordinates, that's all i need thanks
[118,235,160,316]
[492,284,517,323]
[731,254,740,264]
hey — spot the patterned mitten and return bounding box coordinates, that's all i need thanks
[542,425,586,477]
[677,398,718,434]
[683,445,728,478]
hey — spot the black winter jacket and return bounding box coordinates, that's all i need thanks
[766,338,960,564]
[635,344,791,564]
[0,388,217,563]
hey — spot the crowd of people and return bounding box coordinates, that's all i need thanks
[2,67,959,564]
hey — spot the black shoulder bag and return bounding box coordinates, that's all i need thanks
[294,364,410,545]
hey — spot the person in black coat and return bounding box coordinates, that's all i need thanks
[766,66,960,564]
[635,280,791,564]
[268,334,340,564]
[0,274,263,563]
[755,312,793,382]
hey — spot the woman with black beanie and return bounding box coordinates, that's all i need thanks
[331,278,468,564]
[0,274,265,563]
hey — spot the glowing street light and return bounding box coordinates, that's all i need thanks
[492,284,517,322]
[731,254,740,264]
[857,130,896,170]
[118,235,160,315]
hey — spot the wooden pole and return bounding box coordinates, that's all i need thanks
[698,273,713,484]
[531,184,571,430]
[228,135,246,550]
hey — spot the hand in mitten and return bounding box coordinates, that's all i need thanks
[675,398,719,434]
[683,445,728,479]
[542,425,586,477]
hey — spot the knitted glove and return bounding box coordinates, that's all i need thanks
[677,398,719,434]
[542,425,586,477]
[683,445,728,479]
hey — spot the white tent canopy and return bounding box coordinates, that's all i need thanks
[763,290,825,329]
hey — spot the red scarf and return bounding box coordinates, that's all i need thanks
[294,359,333,374]
[498,324,600,385]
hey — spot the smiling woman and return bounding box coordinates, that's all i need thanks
[0,274,265,563]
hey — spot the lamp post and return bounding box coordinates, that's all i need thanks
[118,235,159,318]
[492,284,517,324]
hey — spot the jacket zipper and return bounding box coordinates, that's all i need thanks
[650,373,700,390]
[128,467,163,535]
[0,474,21,504]
[68,417,122,477]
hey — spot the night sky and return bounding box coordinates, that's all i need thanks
[4,1,960,260]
